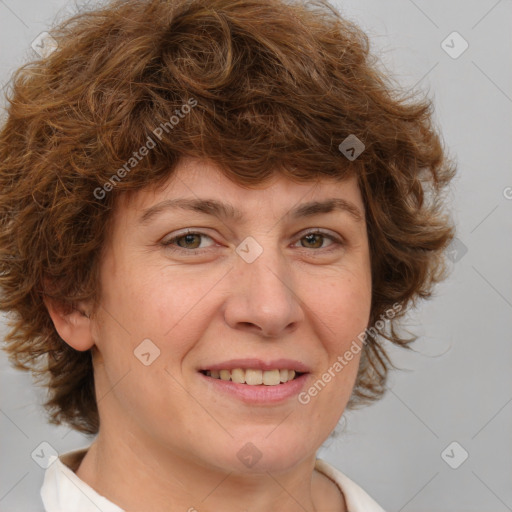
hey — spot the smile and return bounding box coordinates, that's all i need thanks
[200,368,303,385]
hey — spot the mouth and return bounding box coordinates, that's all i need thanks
[197,358,311,403]
[199,368,306,386]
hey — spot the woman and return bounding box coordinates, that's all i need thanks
[0,0,455,510]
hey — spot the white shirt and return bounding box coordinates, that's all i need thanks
[41,448,385,512]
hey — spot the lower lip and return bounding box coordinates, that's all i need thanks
[199,372,309,404]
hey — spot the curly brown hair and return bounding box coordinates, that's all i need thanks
[0,0,455,435]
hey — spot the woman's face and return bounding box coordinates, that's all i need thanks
[89,157,372,472]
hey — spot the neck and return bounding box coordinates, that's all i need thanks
[75,429,345,512]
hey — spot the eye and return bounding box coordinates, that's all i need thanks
[293,230,343,251]
[161,230,215,253]
[160,228,344,255]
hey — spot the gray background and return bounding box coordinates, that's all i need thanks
[1,0,511,511]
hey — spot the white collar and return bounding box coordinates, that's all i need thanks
[40,449,123,512]
[41,448,385,512]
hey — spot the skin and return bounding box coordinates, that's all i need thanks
[45,156,372,512]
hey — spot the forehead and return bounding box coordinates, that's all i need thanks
[116,157,364,223]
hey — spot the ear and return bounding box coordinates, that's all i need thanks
[43,295,95,352]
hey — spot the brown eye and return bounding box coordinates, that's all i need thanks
[301,233,326,249]
[296,230,342,251]
[161,231,215,253]
[174,233,202,249]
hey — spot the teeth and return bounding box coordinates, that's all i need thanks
[231,368,245,384]
[204,368,300,385]
[263,369,280,385]
[245,369,263,385]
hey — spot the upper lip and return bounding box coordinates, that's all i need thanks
[199,358,311,373]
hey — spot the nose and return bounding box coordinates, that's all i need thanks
[223,241,304,339]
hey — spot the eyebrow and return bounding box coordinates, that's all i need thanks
[138,197,364,225]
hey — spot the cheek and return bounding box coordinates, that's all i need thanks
[109,267,220,360]
[300,279,369,422]
[91,269,199,426]
[318,272,372,342]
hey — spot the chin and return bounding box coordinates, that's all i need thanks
[223,431,316,474]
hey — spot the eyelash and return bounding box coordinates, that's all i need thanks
[160,229,344,255]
